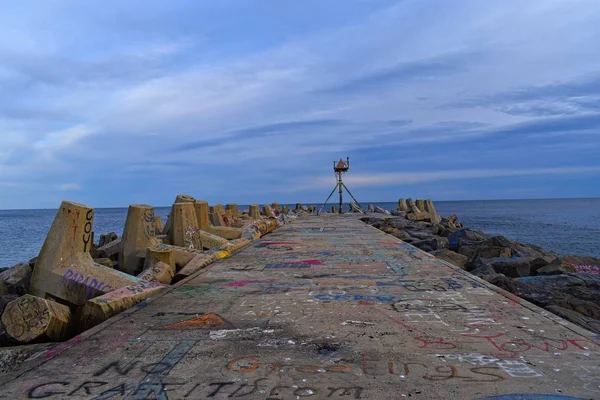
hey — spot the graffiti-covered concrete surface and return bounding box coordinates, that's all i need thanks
[1,215,599,399]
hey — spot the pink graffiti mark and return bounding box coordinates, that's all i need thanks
[257,241,300,248]
[223,279,277,287]
[280,259,324,266]
[574,264,600,275]
[43,334,83,361]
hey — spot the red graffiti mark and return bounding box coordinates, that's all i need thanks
[462,332,600,356]
[257,241,300,248]
[223,279,277,287]
[165,313,225,329]
[43,335,83,361]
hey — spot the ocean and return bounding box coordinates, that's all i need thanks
[0,198,598,266]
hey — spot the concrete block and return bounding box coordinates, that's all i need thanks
[173,253,218,282]
[212,204,226,215]
[137,261,174,284]
[76,282,165,332]
[146,244,203,269]
[120,204,160,275]
[424,199,442,224]
[262,205,275,218]
[331,206,338,213]
[0,263,32,295]
[195,201,242,240]
[92,238,121,260]
[295,203,303,211]
[416,199,426,212]
[283,205,290,214]
[154,216,164,234]
[169,202,201,250]
[249,204,261,219]
[51,253,142,306]
[2,295,71,343]
[308,205,316,213]
[271,202,280,210]
[225,204,240,218]
[30,201,95,299]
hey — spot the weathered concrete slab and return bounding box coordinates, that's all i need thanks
[1,215,599,399]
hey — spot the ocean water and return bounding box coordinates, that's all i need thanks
[0,199,598,266]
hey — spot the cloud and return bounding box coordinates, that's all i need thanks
[292,166,600,191]
[319,50,481,95]
[1,0,600,208]
[33,125,94,152]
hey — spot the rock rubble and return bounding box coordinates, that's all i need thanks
[362,197,600,334]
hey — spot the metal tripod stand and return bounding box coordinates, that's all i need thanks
[317,157,362,215]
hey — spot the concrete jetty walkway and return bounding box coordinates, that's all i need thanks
[2,215,599,399]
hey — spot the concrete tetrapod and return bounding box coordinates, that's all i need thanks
[29,201,95,299]
[50,253,142,306]
[225,203,240,218]
[2,295,71,343]
[154,216,164,234]
[194,201,242,240]
[163,194,196,236]
[137,261,174,284]
[416,199,426,212]
[0,263,32,295]
[76,282,165,332]
[169,202,202,250]
[248,204,261,219]
[406,198,421,214]
[92,238,121,260]
[119,204,159,275]
[424,199,442,224]
[209,211,226,227]
[271,202,280,211]
[397,198,408,211]
[143,246,175,271]
[173,253,217,282]
[145,244,203,268]
[262,204,275,218]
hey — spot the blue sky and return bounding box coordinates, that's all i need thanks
[1,0,599,209]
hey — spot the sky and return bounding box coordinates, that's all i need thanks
[0,0,599,209]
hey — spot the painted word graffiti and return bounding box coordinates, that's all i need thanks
[61,269,112,298]
[82,209,93,252]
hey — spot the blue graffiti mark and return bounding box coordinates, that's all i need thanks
[132,341,196,399]
[440,278,463,290]
[386,262,407,277]
[478,395,586,400]
[265,263,311,269]
[313,294,395,303]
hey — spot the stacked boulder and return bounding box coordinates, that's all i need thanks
[0,195,283,347]
[361,199,600,333]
